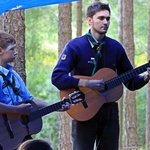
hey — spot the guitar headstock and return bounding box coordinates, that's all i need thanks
[68,90,85,105]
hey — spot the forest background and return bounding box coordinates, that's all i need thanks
[9,0,148,149]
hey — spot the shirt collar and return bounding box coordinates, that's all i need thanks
[87,35,102,48]
[88,39,94,48]
[0,64,13,76]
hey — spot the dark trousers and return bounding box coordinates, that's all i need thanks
[0,145,3,150]
[71,102,119,150]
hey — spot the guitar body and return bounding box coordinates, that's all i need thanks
[0,91,85,150]
[0,101,42,150]
[60,68,123,121]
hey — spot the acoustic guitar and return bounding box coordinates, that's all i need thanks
[60,62,150,122]
[0,90,85,150]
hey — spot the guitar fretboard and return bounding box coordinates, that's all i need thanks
[29,100,68,121]
[105,62,149,90]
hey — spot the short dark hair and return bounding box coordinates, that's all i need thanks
[86,1,111,18]
[0,31,16,49]
[17,139,53,150]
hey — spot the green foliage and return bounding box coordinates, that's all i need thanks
[25,5,60,149]
[134,0,148,59]
[134,1,148,149]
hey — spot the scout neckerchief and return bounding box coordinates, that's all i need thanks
[0,71,20,95]
[87,30,105,75]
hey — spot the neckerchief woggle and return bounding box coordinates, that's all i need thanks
[86,30,105,75]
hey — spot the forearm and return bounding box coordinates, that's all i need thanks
[125,75,149,91]
[32,98,49,108]
[0,100,46,115]
[0,103,18,113]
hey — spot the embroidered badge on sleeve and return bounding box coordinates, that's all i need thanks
[61,54,67,60]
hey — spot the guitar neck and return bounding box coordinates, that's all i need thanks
[105,62,149,90]
[29,100,67,121]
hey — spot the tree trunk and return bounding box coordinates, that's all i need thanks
[0,15,4,30]
[122,0,138,149]
[76,1,82,36]
[2,10,26,82]
[146,1,150,149]
[58,3,72,56]
[118,0,124,149]
[58,3,72,150]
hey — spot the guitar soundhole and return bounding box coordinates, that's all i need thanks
[19,115,30,126]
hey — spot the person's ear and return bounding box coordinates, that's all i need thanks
[86,17,92,26]
[0,47,3,54]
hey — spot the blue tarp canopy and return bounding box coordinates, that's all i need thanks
[0,0,78,15]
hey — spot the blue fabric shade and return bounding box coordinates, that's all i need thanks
[0,0,78,15]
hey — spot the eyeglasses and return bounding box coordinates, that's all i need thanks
[98,16,110,21]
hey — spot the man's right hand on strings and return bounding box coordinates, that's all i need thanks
[79,79,105,92]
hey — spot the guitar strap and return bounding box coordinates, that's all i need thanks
[0,71,20,95]
[87,30,105,75]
